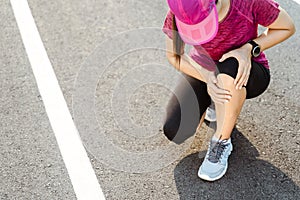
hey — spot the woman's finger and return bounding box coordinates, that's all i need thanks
[209,84,232,102]
[238,62,251,89]
[243,73,250,87]
[210,83,231,96]
[210,95,224,104]
[219,52,232,62]
[237,67,249,89]
[210,93,228,104]
[234,64,244,87]
[208,90,228,104]
[243,63,252,86]
[213,94,231,104]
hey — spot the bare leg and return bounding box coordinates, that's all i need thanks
[196,111,206,131]
[214,74,246,140]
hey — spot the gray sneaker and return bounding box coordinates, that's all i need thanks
[198,138,233,181]
[204,104,216,122]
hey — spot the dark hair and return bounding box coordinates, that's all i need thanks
[172,13,184,62]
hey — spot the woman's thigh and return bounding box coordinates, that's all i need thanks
[163,73,211,144]
[215,57,271,99]
[245,61,271,99]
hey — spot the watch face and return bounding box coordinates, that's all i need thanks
[253,46,261,57]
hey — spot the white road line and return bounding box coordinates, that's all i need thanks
[10,0,106,199]
[292,0,300,5]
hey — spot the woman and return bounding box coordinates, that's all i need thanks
[162,0,295,181]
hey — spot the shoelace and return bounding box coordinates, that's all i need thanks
[207,140,229,163]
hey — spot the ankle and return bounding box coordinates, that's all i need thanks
[212,133,230,141]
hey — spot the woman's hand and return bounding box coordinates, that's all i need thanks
[219,44,252,90]
[206,71,232,104]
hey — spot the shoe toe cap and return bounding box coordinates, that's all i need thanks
[198,161,225,179]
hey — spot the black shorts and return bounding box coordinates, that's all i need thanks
[163,57,270,144]
[216,57,270,99]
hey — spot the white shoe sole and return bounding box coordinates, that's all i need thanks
[198,163,228,181]
[204,116,217,122]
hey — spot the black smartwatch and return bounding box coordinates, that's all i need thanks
[247,40,261,57]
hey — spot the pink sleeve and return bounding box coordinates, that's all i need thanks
[162,10,174,40]
[252,0,280,27]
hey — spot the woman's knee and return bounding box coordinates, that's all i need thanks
[216,57,239,80]
[216,57,240,89]
[216,73,236,91]
[163,120,179,141]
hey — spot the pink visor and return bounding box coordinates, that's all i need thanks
[167,0,219,45]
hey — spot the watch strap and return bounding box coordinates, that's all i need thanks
[248,40,258,47]
[247,40,260,57]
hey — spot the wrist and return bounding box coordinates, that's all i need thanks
[204,70,215,82]
[241,43,252,54]
[246,40,261,57]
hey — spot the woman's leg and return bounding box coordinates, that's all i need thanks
[214,74,246,140]
[163,73,211,144]
[198,57,270,181]
[214,57,270,140]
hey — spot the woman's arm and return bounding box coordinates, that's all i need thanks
[165,36,232,104]
[165,36,210,82]
[252,6,296,51]
[220,6,295,90]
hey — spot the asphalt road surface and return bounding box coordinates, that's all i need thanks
[1,0,300,199]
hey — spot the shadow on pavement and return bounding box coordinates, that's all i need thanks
[174,127,300,200]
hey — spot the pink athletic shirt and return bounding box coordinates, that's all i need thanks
[162,0,280,70]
